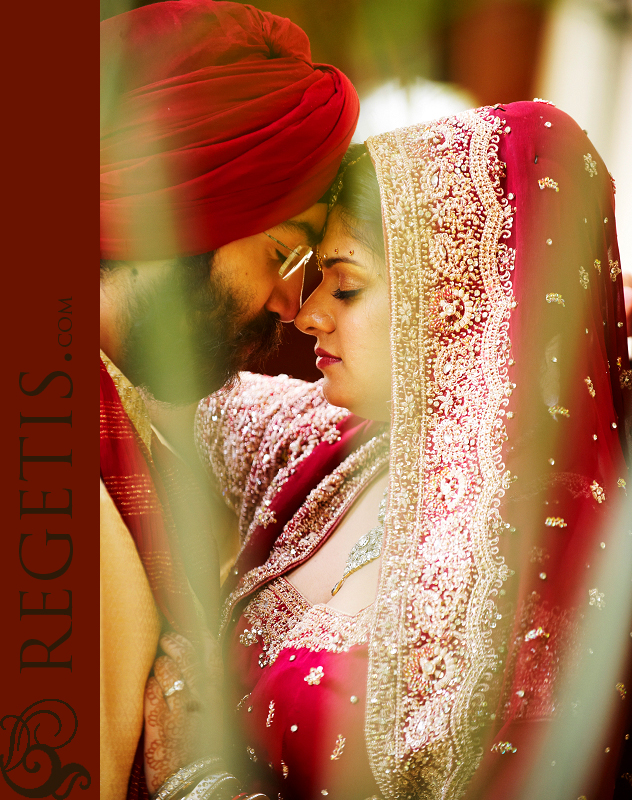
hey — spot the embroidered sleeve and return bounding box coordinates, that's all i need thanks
[194,372,328,515]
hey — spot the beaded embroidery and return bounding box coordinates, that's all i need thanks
[579,266,589,289]
[219,431,390,633]
[583,154,597,177]
[365,109,513,798]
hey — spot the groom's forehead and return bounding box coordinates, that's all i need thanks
[276,207,328,248]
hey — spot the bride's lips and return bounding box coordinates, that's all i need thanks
[315,347,341,369]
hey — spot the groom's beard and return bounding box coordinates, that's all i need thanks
[120,255,283,404]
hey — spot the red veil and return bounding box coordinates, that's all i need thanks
[365,102,631,799]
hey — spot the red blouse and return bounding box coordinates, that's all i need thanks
[226,577,379,800]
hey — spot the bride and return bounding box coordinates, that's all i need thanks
[144,102,631,800]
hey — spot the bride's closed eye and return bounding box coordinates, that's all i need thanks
[332,287,362,300]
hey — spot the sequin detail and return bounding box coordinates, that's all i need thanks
[524,627,550,642]
[609,260,621,282]
[305,666,324,686]
[538,177,559,192]
[590,481,606,503]
[330,734,346,761]
[282,604,373,655]
[588,588,605,609]
[594,259,602,274]
[266,700,275,727]
[241,578,310,668]
[546,293,565,306]
[584,377,595,398]
[545,517,567,528]
[579,266,589,289]
[491,742,517,754]
[584,154,598,176]
[548,405,570,419]
[616,683,627,699]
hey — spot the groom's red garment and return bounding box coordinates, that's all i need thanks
[100,3,358,798]
[100,0,359,260]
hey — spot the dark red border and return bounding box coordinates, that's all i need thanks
[1,2,97,797]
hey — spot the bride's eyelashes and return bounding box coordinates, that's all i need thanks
[332,287,362,300]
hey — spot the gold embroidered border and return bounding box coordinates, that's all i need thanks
[365,109,513,798]
[279,602,374,657]
[242,577,310,665]
[219,432,390,636]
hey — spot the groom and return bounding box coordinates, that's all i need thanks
[100,2,358,797]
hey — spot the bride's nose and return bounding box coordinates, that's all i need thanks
[294,288,334,335]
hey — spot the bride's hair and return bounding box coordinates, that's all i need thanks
[334,144,385,265]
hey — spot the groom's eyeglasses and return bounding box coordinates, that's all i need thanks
[264,232,313,280]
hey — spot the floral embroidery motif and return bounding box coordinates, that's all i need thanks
[538,177,559,192]
[254,505,277,528]
[282,605,373,656]
[548,405,570,419]
[247,746,258,762]
[588,587,605,609]
[579,266,589,289]
[584,377,595,397]
[594,258,602,274]
[330,734,346,761]
[583,153,597,176]
[545,517,567,528]
[545,293,565,306]
[616,683,627,699]
[491,741,517,754]
[618,478,627,491]
[609,260,621,282]
[239,629,258,647]
[281,761,289,779]
[305,666,324,686]
[590,481,606,503]
[524,627,550,642]
[241,578,310,668]
[266,700,275,727]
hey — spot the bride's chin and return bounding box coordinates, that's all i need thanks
[320,377,350,413]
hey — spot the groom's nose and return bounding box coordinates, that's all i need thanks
[265,264,304,322]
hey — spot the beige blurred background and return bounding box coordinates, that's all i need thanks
[101,0,632,376]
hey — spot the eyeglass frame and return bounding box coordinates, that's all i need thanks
[264,232,313,280]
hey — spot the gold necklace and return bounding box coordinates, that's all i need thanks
[331,488,388,596]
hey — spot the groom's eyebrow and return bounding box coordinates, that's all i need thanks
[278,220,322,247]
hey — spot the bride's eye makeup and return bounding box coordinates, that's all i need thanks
[332,287,362,300]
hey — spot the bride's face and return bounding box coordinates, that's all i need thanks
[295,208,391,422]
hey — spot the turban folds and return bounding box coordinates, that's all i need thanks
[100,0,359,260]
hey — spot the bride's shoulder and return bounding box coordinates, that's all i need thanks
[197,371,330,427]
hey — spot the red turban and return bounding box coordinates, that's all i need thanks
[100,0,359,261]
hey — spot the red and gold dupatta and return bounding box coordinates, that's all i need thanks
[366,102,630,799]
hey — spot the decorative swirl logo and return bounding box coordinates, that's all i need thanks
[0,699,90,798]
